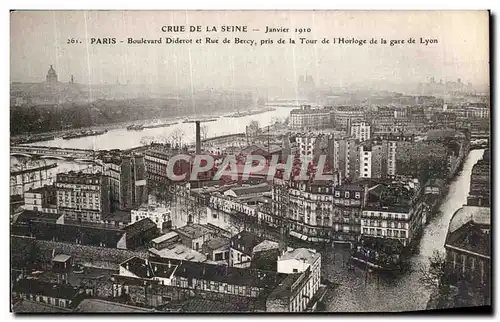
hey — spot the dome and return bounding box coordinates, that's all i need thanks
[47,65,57,76]
[448,206,490,234]
[46,65,58,84]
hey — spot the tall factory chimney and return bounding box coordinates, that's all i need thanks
[195,120,201,155]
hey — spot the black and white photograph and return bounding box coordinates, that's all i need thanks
[9,10,491,313]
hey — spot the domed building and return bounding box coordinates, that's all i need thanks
[46,65,58,85]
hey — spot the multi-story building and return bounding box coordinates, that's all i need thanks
[175,223,217,252]
[144,143,191,183]
[23,184,58,214]
[114,251,322,312]
[361,180,425,247]
[228,231,279,268]
[350,121,371,142]
[268,248,321,312]
[100,152,148,211]
[331,183,364,242]
[334,137,359,180]
[296,133,320,158]
[272,176,358,244]
[293,133,334,169]
[467,149,490,207]
[445,206,490,293]
[358,140,386,179]
[365,108,396,133]
[332,106,364,130]
[55,171,110,222]
[229,231,263,267]
[465,105,490,119]
[113,256,301,311]
[289,105,331,129]
[131,203,172,232]
[12,279,78,311]
[386,140,397,176]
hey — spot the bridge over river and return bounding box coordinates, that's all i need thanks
[10,145,97,161]
[10,145,149,162]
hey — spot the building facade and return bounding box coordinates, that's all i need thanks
[361,181,425,247]
[101,152,148,211]
[444,206,490,293]
[332,106,365,130]
[350,121,371,142]
[289,105,331,129]
[131,204,172,232]
[334,137,359,180]
[272,177,362,244]
[55,171,110,222]
[23,185,58,214]
[267,248,322,312]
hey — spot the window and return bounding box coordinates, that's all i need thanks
[355,192,361,199]
[345,192,350,198]
[334,191,340,197]
[293,268,298,273]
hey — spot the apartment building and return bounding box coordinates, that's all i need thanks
[55,171,110,222]
[23,184,58,214]
[289,105,331,129]
[350,121,371,142]
[100,152,148,211]
[361,180,425,247]
[131,203,172,232]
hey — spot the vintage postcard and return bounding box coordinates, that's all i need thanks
[10,10,490,313]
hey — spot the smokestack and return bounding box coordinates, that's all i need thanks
[195,121,201,155]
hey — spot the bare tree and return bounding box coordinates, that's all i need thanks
[419,249,448,289]
[249,120,260,132]
[140,136,154,146]
[181,194,205,224]
[168,128,185,149]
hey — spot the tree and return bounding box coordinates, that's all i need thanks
[419,249,448,289]
[169,128,185,149]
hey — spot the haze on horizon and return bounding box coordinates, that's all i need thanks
[10,10,490,94]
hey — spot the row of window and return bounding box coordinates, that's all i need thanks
[290,223,355,234]
[175,278,259,297]
[362,220,407,229]
[362,228,407,238]
[20,294,67,308]
[363,212,408,220]
[334,191,361,199]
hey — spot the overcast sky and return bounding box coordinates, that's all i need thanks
[10,10,489,91]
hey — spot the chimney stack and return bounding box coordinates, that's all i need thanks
[195,121,201,155]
